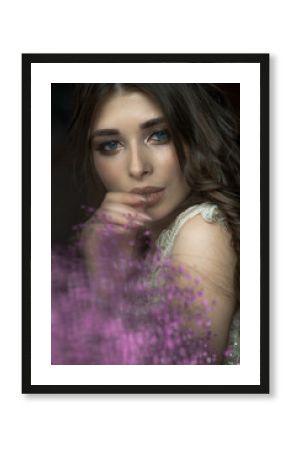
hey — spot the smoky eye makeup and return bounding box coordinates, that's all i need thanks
[93,140,123,155]
[149,128,171,143]
[91,128,172,155]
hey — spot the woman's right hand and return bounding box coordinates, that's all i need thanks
[80,192,152,279]
[94,191,151,229]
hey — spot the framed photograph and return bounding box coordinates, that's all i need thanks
[22,53,269,394]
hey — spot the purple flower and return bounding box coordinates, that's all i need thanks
[51,217,218,365]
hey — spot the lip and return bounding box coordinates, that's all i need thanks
[130,186,165,207]
[130,186,164,195]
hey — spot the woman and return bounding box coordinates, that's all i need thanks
[62,83,240,365]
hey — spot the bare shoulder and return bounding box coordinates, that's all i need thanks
[172,214,235,261]
[171,214,237,296]
[169,213,238,361]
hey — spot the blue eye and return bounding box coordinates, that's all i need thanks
[104,141,118,150]
[151,129,170,143]
[96,140,120,153]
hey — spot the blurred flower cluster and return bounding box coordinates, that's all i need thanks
[51,205,218,365]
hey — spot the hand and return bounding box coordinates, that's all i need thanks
[95,191,151,228]
[80,192,152,280]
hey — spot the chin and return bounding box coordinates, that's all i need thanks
[148,203,177,223]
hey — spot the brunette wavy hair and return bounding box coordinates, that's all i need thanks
[64,83,240,303]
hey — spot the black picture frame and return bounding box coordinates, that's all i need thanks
[22,53,269,394]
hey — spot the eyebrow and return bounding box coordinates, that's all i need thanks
[90,117,167,139]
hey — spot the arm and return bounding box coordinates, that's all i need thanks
[169,214,237,363]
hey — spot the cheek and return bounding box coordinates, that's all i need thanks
[157,150,190,196]
[155,147,183,181]
[93,155,120,191]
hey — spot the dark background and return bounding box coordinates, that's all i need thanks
[51,84,240,246]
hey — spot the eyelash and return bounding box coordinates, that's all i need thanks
[94,129,171,155]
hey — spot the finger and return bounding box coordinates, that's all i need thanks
[97,208,148,228]
[101,204,152,222]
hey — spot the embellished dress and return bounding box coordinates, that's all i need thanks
[155,202,240,365]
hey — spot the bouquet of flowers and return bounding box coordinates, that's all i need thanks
[51,207,218,365]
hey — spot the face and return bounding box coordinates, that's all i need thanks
[90,90,191,223]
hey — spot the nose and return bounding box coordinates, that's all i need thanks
[127,143,153,179]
